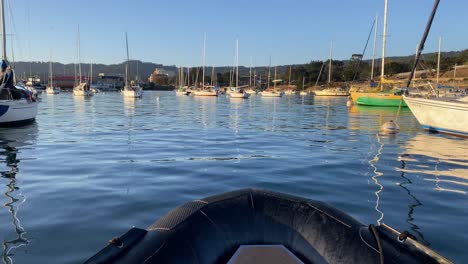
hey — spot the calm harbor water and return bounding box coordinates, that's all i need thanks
[1,91,467,263]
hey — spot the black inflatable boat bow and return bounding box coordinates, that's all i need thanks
[85,189,452,264]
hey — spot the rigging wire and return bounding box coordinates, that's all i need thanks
[351,16,377,82]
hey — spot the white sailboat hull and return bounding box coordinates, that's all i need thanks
[245,89,256,95]
[122,87,142,98]
[0,99,38,126]
[229,92,250,98]
[46,87,60,94]
[175,90,189,96]
[73,89,93,96]
[314,89,349,96]
[404,96,468,137]
[192,90,218,96]
[261,91,283,97]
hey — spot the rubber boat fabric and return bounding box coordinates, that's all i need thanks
[85,188,452,264]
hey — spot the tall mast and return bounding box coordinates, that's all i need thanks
[302,76,305,91]
[202,32,206,89]
[253,69,256,88]
[405,0,441,88]
[267,56,271,89]
[436,36,441,84]
[0,0,6,60]
[74,62,77,85]
[78,25,82,84]
[49,57,53,87]
[235,38,239,88]
[328,41,333,84]
[249,56,252,87]
[125,32,129,87]
[274,64,277,89]
[380,0,388,83]
[136,60,139,83]
[90,62,93,85]
[211,65,214,86]
[371,13,378,81]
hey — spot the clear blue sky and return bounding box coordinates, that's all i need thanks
[5,0,467,66]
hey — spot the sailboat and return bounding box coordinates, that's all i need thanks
[314,41,349,96]
[46,59,60,94]
[403,2,468,138]
[175,67,190,95]
[245,58,256,95]
[122,33,142,98]
[193,33,218,97]
[299,77,308,96]
[261,59,283,97]
[89,63,99,93]
[284,66,295,95]
[349,0,406,106]
[229,39,250,99]
[0,0,38,127]
[73,26,93,97]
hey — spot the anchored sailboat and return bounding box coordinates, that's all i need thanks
[284,66,295,95]
[122,33,143,98]
[193,33,217,96]
[46,56,60,94]
[315,41,349,96]
[349,0,407,106]
[229,38,250,99]
[261,58,283,97]
[175,67,190,95]
[0,0,38,127]
[245,57,257,95]
[403,0,467,138]
[73,26,93,97]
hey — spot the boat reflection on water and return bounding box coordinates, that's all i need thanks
[0,124,38,264]
[398,134,468,194]
[123,96,137,117]
[193,96,218,129]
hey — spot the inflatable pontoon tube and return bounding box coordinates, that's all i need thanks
[85,188,451,264]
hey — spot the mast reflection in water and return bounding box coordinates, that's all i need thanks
[398,157,429,245]
[1,125,37,264]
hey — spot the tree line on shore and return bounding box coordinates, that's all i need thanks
[166,49,468,89]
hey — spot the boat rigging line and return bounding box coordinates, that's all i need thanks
[351,15,378,82]
[406,0,441,88]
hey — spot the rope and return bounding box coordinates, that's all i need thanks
[394,95,404,123]
[369,224,384,264]
[351,17,376,82]
[314,62,326,87]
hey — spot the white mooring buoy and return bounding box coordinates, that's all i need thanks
[381,120,400,133]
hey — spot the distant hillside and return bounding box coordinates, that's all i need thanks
[371,50,466,64]
[11,61,177,82]
[10,49,467,83]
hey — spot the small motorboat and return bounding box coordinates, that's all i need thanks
[86,189,451,264]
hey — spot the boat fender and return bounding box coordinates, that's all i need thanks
[381,120,400,133]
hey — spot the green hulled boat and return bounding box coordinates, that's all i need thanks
[354,91,408,107]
